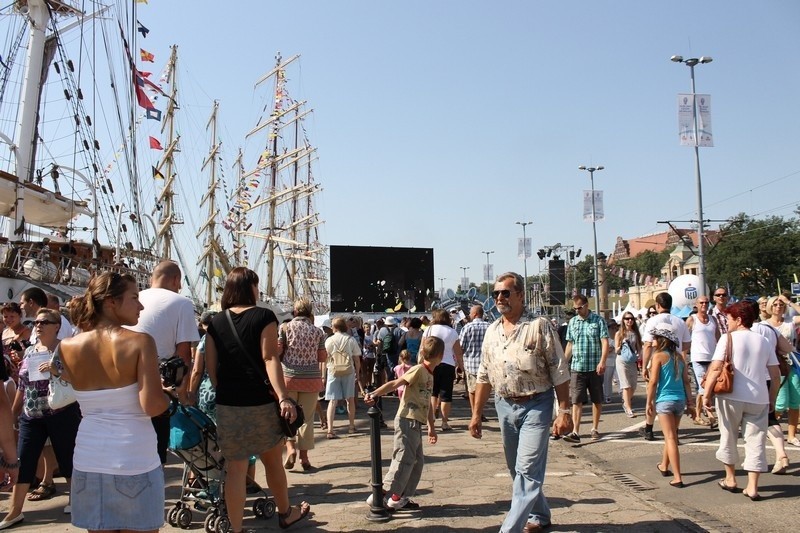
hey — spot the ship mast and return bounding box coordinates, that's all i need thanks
[196,101,223,306]
[154,45,183,260]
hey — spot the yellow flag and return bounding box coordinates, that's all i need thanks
[394,302,402,311]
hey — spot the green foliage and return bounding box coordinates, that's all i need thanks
[706,212,800,297]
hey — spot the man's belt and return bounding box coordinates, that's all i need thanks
[506,393,538,403]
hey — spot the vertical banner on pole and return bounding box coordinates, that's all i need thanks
[518,238,531,259]
[483,264,494,281]
[460,277,469,291]
[583,191,604,221]
[678,94,714,147]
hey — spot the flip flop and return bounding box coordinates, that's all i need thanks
[283,452,297,470]
[278,501,311,529]
[718,480,739,493]
[656,463,672,477]
[693,417,710,426]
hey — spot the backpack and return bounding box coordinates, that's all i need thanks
[382,327,399,356]
[330,339,354,377]
[619,340,637,364]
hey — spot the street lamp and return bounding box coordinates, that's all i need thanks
[578,165,604,314]
[671,54,712,293]
[459,266,470,291]
[481,251,494,298]
[515,221,532,302]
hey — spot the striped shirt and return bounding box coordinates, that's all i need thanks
[459,318,488,375]
[566,312,609,372]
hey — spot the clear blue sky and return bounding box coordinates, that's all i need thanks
[136,0,799,295]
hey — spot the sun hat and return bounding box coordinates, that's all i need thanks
[385,316,398,326]
[650,322,679,345]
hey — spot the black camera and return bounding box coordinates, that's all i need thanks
[159,356,187,388]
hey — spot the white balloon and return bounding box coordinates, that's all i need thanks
[667,274,707,308]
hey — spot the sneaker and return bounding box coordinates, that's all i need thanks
[788,437,800,447]
[365,491,386,507]
[386,496,409,510]
[591,429,600,441]
[393,498,420,511]
[562,432,581,443]
[625,408,636,418]
[639,427,655,441]
[63,505,71,514]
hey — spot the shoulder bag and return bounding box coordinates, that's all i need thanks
[702,332,734,394]
[619,340,638,364]
[223,310,304,438]
[48,349,77,409]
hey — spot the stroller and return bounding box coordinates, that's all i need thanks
[165,404,276,532]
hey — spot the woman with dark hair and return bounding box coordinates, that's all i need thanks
[615,311,642,417]
[278,298,326,470]
[0,308,82,529]
[399,317,424,364]
[45,272,167,532]
[205,267,310,531]
[1,302,31,387]
[646,323,694,488]
[423,308,464,431]
[704,301,780,500]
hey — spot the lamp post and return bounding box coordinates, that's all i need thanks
[578,166,603,314]
[516,221,532,302]
[459,266,470,292]
[481,250,494,299]
[671,54,712,293]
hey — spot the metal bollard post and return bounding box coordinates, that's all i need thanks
[365,405,390,522]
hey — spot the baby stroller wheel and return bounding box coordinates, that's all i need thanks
[177,507,192,529]
[214,515,231,533]
[203,512,217,533]
[253,497,276,519]
[167,506,180,526]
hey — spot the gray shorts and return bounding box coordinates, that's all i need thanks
[466,372,478,394]
[325,372,357,400]
[71,467,164,531]
[216,403,285,460]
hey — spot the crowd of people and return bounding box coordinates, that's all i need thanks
[0,264,797,533]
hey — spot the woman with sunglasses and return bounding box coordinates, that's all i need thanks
[1,302,31,389]
[0,309,81,530]
[615,313,642,417]
[767,295,800,447]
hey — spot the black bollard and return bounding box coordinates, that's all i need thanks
[365,405,390,522]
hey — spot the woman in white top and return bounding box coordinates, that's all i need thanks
[766,295,800,447]
[704,301,780,501]
[423,309,464,431]
[59,272,169,532]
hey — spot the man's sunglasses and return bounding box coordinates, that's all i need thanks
[33,320,59,326]
[492,289,515,298]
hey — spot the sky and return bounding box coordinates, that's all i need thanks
[58,1,800,297]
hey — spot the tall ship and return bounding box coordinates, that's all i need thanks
[0,1,328,312]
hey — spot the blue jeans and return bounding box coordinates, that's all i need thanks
[495,388,554,532]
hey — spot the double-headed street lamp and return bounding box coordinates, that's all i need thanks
[459,266,470,291]
[578,165,603,314]
[671,54,712,293]
[515,221,532,302]
[481,250,494,299]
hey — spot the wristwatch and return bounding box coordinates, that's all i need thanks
[557,408,571,416]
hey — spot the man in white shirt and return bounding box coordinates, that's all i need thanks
[126,260,200,463]
[639,292,691,441]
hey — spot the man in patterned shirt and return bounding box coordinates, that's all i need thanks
[710,287,730,335]
[459,304,489,421]
[469,272,571,533]
[562,293,609,443]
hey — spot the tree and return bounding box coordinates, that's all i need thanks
[706,212,800,296]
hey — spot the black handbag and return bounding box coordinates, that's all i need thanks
[223,310,305,438]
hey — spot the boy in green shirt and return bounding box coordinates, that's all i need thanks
[365,336,444,510]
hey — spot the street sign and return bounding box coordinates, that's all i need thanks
[791,282,800,295]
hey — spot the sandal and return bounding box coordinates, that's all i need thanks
[326,432,339,439]
[278,501,311,529]
[283,451,297,470]
[693,417,710,426]
[27,482,56,501]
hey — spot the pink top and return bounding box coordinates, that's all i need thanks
[279,317,327,392]
[394,363,412,398]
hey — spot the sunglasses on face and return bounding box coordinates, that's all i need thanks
[574,304,586,310]
[714,293,728,298]
[33,320,59,326]
[492,289,514,299]
[697,301,709,305]
[624,317,634,321]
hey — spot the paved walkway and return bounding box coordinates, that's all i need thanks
[5,396,721,532]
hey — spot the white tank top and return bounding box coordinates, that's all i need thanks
[690,314,718,362]
[73,383,161,475]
